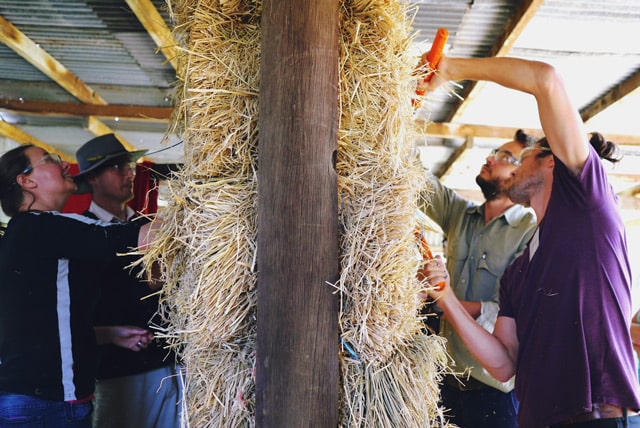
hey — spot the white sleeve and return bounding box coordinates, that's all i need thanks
[476,301,499,333]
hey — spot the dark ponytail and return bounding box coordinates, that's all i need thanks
[589,132,622,163]
[535,134,621,164]
[514,129,536,148]
[0,145,33,217]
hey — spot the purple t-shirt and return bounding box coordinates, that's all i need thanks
[499,146,640,427]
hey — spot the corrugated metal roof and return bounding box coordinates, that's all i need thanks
[411,0,525,122]
[0,0,175,96]
[0,0,639,184]
[0,0,180,163]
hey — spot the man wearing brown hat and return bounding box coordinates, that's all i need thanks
[74,134,182,428]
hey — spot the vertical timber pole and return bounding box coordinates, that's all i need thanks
[256,1,339,427]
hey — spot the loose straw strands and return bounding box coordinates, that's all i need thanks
[341,334,450,427]
[141,0,261,426]
[337,0,448,426]
[147,177,259,428]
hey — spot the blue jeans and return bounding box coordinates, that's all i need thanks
[441,377,519,428]
[0,392,92,427]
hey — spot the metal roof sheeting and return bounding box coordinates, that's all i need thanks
[0,0,174,92]
[0,0,638,179]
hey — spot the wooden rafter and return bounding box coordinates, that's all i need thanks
[0,14,107,105]
[424,122,640,146]
[447,0,544,122]
[0,99,172,121]
[125,0,182,73]
[581,68,640,123]
[0,14,141,152]
[0,121,73,162]
[425,122,541,141]
[435,135,474,179]
[5,94,640,147]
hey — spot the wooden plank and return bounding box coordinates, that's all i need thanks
[125,0,182,73]
[256,0,339,425]
[581,69,640,123]
[0,98,172,120]
[0,15,107,105]
[425,122,542,140]
[0,121,74,162]
[423,122,640,146]
[448,0,544,122]
[436,135,473,179]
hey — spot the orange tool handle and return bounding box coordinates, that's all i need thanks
[415,28,449,96]
[416,230,446,291]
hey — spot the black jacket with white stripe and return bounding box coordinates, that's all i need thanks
[0,211,141,402]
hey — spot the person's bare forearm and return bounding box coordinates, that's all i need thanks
[426,55,587,171]
[631,322,640,346]
[438,294,516,381]
[422,257,516,381]
[459,300,481,319]
[439,56,546,96]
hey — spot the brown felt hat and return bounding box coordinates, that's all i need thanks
[73,134,147,193]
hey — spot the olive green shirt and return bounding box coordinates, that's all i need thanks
[421,176,536,392]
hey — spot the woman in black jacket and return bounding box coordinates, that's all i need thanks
[0,144,157,427]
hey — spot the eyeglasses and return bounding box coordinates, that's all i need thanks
[104,161,137,175]
[489,149,521,166]
[20,153,63,175]
[518,146,553,163]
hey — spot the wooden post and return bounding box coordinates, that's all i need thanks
[256,1,339,426]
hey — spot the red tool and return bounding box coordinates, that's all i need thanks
[416,229,446,291]
[414,28,449,107]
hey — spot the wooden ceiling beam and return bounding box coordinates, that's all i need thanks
[0,15,152,154]
[581,68,640,123]
[5,95,640,147]
[435,135,474,179]
[447,0,544,122]
[424,122,542,140]
[0,15,107,105]
[0,98,172,121]
[125,0,182,73]
[423,121,640,146]
[0,121,74,162]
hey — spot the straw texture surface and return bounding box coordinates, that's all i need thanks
[141,1,450,426]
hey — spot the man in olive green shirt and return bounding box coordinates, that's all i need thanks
[421,130,537,428]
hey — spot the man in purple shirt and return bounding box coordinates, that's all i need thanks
[419,53,640,427]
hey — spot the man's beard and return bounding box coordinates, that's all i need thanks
[505,173,543,207]
[476,175,503,201]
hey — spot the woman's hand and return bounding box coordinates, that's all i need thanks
[418,255,451,301]
[138,216,163,250]
[94,325,154,351]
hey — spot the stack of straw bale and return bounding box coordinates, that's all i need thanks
[336,1,449,426]
[143,1,261,426]
[143,0,450,426]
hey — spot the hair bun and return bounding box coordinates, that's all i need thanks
[589,132,621,163]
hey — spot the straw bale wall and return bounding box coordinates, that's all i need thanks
[336,1,448,425]
[142,0,449,426]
